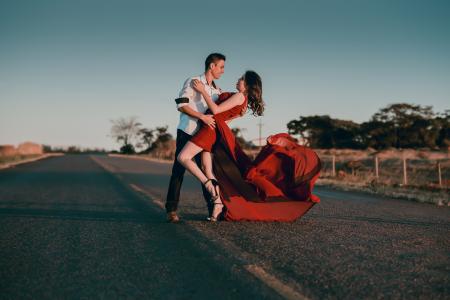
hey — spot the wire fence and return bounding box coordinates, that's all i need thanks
[319,155,450,189]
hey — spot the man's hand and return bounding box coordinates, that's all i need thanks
[200,114,216,128]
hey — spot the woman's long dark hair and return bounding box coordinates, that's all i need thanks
[243,71,264,116]
[244,70,265,116]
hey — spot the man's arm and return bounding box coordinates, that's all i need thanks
[176,78,215,128]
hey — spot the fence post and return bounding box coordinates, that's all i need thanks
[403,157,408,186]
[374,156,379,179]
[438,161,442,188]
[332,155,336,177]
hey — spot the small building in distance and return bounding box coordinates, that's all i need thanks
[0,145,17,156]
[17,142,43,155]
[0,142,43,156]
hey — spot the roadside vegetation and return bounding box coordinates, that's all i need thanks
[287,103,449,150]
[42,145,109,154]
[0,154,42,164]
[109,103,448,204]
[285,103,449,205]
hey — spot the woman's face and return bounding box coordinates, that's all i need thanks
[236,76,246,92]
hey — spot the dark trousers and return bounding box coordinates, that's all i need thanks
[165,129,212,214]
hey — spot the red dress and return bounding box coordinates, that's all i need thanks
[191,92,247,152]
[192,92,321,222]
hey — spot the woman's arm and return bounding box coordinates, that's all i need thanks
[178,106,216,128]
[227,105,248,125]
[192,80,245,115]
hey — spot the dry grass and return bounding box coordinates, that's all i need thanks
[0,154,42,165]
[316,148,449,206]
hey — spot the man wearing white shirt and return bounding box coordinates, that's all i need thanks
[166,53,225,223]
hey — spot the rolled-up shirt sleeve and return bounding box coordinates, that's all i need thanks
[176,78,194,109]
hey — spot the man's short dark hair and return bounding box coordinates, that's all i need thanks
[205,53,226,71]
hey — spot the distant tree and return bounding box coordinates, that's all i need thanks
[67,146,81,153]
[287,103,448,149]
[120,144,135,154]
[287,116,333,148]
[42,145,52,153]
[360,120,395,149]
[149,126,173,150]
[371,103,435,148]
[435,110,450,148]
[151,126,175,158]
[110,116,142,154]
[331,119,364,149]
[154,126,172,144]
[139,128,156,153]
[287,115,362,148]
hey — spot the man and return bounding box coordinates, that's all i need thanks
[165,53,226,223]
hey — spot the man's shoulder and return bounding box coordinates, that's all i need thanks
[182,74,201,85]
[186,74,202,81]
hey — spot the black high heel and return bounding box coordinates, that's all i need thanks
[209,179,223,222]
[210,198,224,222]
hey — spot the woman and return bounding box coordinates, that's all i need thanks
[178,71,321,222]
[178,71,264,221]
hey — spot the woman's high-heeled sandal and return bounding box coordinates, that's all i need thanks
[209,179,223,221]
[209,198,224,222]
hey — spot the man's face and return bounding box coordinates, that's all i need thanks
[210,60,225,80]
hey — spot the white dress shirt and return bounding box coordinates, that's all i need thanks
[176,74,221,135]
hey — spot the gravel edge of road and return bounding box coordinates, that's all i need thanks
[0,153,64,170]
[316,180,450,207]
[108,154,171,164]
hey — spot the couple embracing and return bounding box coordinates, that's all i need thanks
[165,53,321,223]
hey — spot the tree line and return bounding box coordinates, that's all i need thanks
[110,116,174,155]
[109,117,258,155]
[287,103,449,149]
[111,103,449,154]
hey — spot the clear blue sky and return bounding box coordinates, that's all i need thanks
[1,0,449,150]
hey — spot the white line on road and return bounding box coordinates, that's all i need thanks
[245,265,309,300]
[129,184,165,209]
[130,184,310,300]
[129,181,310,300]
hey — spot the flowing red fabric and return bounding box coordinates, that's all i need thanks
[210,104,321,222]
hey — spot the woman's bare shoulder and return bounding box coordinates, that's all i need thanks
[233,92,245,104]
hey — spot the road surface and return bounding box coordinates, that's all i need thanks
[1,155,449,299]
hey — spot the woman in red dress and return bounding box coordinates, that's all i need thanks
[178,71,321,222]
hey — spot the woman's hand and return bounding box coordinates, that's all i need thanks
[191,79,206,94]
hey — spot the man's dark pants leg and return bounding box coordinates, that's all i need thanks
[165,129,212,215]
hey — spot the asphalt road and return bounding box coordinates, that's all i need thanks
[1,154,449,299]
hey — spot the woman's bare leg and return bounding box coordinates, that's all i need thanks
[201,151,216,181]
[177,141,216,197]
